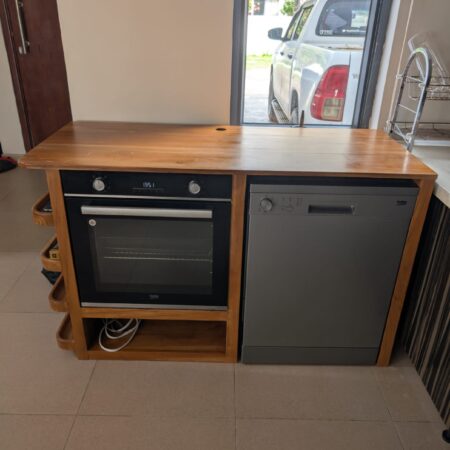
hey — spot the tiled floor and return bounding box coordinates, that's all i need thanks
[0,166,447,449]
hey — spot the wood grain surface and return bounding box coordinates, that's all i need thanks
[20,122,435,178]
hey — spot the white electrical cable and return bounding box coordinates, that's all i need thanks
[98,318,141,352]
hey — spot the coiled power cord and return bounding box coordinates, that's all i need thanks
[98,318,141,352]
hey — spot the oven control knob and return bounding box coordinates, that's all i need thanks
[260,198,273,212]
[92,177,106,192]
[188,180,201,195]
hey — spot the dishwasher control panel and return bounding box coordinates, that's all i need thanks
[252,193,304,215]
[248,183,419,217]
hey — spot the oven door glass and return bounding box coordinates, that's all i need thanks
[65,199,230,309]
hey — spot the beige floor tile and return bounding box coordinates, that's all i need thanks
[0,256,55,312]
[235,364,390,421]
[0,414,74,450]
[0,185,46,212]
[65,415,235,450]
[0,211,53,251]
[0,252,35,301]
[79,361,235,418]
[237,418,403,450]
[0,313,95,414]
[0,166,47,199]
[0,189,8,201]
[0,168,47,214]
[394,421,449,449]
[375,367,443,422]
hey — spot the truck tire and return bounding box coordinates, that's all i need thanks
[268,75,278,123]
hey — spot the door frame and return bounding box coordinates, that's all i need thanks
[230,0,393,127]
[0,0,72,151]
[230,0,248,126]
[352,0,393,128]
[0,1,32,150]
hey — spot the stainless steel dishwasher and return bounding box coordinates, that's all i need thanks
[242,179,418,364]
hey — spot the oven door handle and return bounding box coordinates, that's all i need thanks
[80,205,212,219]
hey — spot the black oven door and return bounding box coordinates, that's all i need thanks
[65,197,230,309]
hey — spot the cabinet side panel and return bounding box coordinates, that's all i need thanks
[46,169,88,358]
[377,178,435,366]
[225,174,246,361]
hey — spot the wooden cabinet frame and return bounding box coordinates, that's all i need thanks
[21,122,437,364]
[46,170,247,362]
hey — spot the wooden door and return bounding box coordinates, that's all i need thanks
[0,0,71,150]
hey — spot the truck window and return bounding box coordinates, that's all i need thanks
[293,6,314,40]
[284,10,300,41]
[316,0,370,37]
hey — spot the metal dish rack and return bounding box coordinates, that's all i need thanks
[387,47,450,151]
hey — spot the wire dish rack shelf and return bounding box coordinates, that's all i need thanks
[387,48,450,151]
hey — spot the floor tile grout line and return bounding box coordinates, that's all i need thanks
[371,367,406,450]
[75,360,98,416]
[392,422,407,450]
[0,254,36,306]
[372,366,397,422]
[62,360,98,450]
[61,415,77,450]
[0,411,444,424]
[235,417,395,423]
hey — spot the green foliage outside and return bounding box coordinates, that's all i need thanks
[246,54,272,70]
[281,0,299,16]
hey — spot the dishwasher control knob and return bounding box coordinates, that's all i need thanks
[92,177,106,192]
[260,198,273,212]
[188,180,201,195]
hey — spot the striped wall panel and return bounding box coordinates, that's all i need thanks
[402,195,449,426]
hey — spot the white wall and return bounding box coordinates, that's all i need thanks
[0,23,25,154]
[370,0,450,129]
[56,0,234,124]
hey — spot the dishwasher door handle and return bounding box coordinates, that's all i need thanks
[308,204,355,215]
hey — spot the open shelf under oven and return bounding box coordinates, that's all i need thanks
[85,319,228,361]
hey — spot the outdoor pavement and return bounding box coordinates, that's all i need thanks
[244,67,272,124]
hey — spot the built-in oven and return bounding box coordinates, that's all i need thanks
[62,171,232,310]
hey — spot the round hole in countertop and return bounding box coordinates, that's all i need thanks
[216,127,227,131]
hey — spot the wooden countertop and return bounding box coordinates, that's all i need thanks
[20,121,436,179]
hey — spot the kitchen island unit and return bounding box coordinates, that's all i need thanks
[20,122,436,366]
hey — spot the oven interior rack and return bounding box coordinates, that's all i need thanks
[387,47,450,151]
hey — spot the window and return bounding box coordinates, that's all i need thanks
[284,11,300,41]
[232,0,392,127]
[293,6,313,40]
[316,0,370,37]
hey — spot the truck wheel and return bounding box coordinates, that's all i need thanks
[268,76,278,123]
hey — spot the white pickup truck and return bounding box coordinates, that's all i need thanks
[267,0,370,125]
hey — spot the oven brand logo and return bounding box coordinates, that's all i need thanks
[148,294,160,300]
[142,181,157,189]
